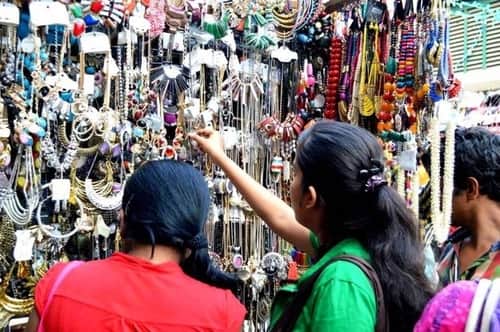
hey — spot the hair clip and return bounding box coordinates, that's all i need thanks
[362,174,387,193]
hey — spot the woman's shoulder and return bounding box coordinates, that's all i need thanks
[316,239,373,285]
[181,271,242,303]
[34,261,82,314]
[36,260,83,291]
[318,258,374,291]
[178,275,246,328]
[307,253,377,327]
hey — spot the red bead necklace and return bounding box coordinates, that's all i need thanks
[324,37,342,119]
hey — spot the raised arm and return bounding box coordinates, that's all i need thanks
[189,129,314,255]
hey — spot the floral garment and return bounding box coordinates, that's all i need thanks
[437,240,500,286]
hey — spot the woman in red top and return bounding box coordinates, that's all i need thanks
[26,160,246,332]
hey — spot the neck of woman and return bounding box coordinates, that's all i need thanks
[125,243,184,265]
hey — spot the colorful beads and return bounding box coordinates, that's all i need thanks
[397,19,417,91]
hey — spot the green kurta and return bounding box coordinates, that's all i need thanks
[269,234,377,331]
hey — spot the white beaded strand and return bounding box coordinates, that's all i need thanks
[411,170,420,220]
[430,115,442,242]
[397,167,405,199]
[440,115,456,242]
[430,108,457,244]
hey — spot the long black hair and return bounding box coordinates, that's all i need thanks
[296,121,434,331]
[122,159,239,290]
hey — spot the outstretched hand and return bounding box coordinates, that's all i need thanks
[188,128,225,160]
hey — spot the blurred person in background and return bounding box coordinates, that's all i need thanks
[434,128,500,285]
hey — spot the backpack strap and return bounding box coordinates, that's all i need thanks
[38,261,84,332]
[270,255,389,332]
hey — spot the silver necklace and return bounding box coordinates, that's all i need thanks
[84,153,124,211]
[2,146,40,225]
[41,120,78,171]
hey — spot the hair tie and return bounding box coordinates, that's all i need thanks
[364,174,388,193]
[359,159,387,192]
[185,233,208,250]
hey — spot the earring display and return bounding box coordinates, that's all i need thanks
[0,0,460,329]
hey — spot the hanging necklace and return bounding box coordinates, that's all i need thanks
[360,23,381,118]
[0,262,34,318]
[41,120,78,172]
[324,35,343,120]
[357,22,369,118]
[338,30,356,121]
[58,121,99,156]
[430,102,456,243]
[203,5,230,40]
[36,190,82,240]
[2,145,40,226]
[71,162,114,212]
[84,153,124,211]
[272,3,298,41]
[411,167,420,221]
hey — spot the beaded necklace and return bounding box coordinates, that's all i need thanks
[338,30,358,121]
[359,23,380,119]
[396,17,416,92]
[429,105,455,244]
[324,36,342,120]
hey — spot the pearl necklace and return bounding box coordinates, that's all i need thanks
[430,107,456,243]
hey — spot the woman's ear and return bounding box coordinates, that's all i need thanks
[303,186,319,209]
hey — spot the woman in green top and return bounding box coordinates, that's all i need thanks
[190,121,434,331]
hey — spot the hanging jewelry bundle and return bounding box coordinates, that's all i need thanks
[0,0,463,329]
